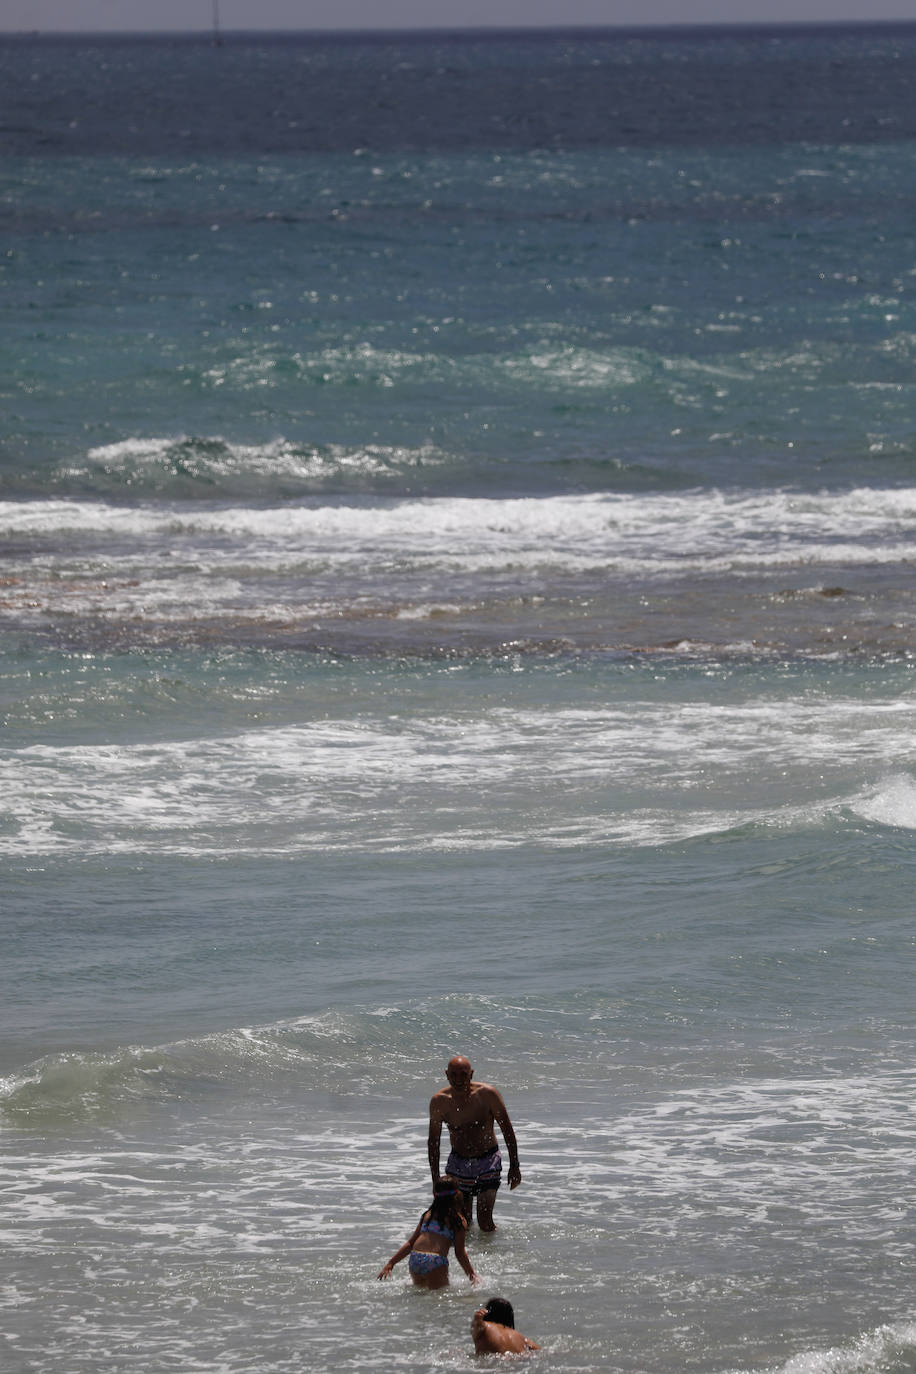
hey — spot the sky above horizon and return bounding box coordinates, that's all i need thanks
[3,0,916,33]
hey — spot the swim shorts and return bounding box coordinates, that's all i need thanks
[445,1146,502,1195]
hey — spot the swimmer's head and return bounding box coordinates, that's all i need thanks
[483,1297,515,1328]
[431,1178,469,1229]
[446,1055,473,1088]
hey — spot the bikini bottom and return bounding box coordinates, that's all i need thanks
[409,1250,449,1277]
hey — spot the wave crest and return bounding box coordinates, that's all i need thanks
[52,436,449,499]
[849,773,916,832]
[736,1321,916,1374]
[0,1006,451,1127]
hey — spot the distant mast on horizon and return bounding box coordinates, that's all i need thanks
[212,0,223,45]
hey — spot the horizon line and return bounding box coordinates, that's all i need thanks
[4,16,916,37]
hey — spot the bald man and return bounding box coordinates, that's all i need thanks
[428,1055,521,1232]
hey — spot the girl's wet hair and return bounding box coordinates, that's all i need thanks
[484,1297,515,1327]
[428,1179,469,1230]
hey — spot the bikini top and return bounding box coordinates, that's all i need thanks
[420,1215,454,1240]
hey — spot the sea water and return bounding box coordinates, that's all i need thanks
[2,23,916,1374]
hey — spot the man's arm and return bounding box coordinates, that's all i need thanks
[428,1094,445,1182]
[492,1090,521,1189]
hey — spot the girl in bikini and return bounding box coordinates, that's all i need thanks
[377,1179,479,1289]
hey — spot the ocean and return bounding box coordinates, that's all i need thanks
[2,21,916,1374]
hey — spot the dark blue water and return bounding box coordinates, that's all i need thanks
[5,25,916,155]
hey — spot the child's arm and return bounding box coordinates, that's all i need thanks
[453,1227,479,1284]
[377,1219,423,1279]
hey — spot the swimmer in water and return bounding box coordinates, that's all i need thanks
[471,1297,540,1355]
[378,1179,479,1289]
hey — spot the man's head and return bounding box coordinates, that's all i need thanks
[482,1297,515,1328]
[446,1055,473,1089]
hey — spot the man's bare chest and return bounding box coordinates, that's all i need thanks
[443,1090,492,1129]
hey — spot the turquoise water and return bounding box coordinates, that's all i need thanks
[2,25,916,1374]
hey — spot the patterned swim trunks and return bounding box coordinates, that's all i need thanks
[445,1146,502,1196]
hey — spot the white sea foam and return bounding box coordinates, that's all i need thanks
[0,486,914,636]
[849,774,916,831]
[72,435,447,490]
[2,487,914,578]
[605,1069,916,1217]
[726,1322,916,1374]
[1,698,913,857]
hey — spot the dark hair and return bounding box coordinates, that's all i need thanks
[484,1297,515,1328]
[426,1180,469,1232]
